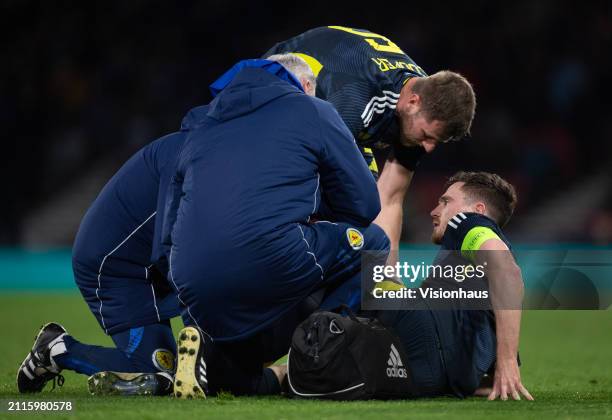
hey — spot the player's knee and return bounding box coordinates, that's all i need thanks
[71,241,99,274]
[71,247,102,293]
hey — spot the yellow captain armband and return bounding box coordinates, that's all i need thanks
[461,226,501,262]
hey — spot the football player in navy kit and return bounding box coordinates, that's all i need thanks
[265,26,476,251]
[376,171,533,400]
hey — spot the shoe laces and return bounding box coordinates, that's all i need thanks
[51,374,65,390]
[30,350,65,390]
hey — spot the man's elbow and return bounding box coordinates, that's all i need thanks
[364,199,382,224]
[504,262,525,304]
[344,196,381,227]
[488,257,525,308]
[362,185,382,222]
[507,261,523,284]
[346,201,381,227]
[513,263,525,296]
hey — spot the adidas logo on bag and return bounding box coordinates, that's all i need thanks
[386,344,408,378]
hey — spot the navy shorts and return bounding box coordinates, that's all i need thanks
[377,304,496,397]
[376,305,449,396]
[170,220,389,341]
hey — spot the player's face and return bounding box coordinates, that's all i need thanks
[430,182,472,244]
[398,109,444,153]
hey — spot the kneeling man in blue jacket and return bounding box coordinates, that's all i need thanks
[16,55,388,398]
[164,58,388,398]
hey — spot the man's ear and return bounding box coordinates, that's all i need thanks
[407,92,421,107]
[474,202,486,215]
[300,78,313,96]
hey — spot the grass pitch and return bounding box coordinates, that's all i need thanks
[0,293,611,419]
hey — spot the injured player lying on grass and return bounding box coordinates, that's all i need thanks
[274,171,531,401]
[372,171,533,401]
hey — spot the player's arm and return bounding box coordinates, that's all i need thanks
[372,129,426,250]
[467,233,533,401]
[372,158,413,251]
[315,101,381,226]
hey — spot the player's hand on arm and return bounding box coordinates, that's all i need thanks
[475,239,533,401]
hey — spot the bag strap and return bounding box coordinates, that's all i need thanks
[329,304,360,322]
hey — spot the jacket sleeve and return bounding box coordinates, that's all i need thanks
[314,100,381,226]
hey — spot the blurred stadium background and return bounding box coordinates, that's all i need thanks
[0,0,610,286]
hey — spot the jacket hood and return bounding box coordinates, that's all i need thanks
[206,59,304,122]
[179,59,304,128]
[180,105,210,131]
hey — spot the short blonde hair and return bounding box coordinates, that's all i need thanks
[266,53,316,91]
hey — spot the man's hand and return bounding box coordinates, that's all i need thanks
[476,240,533,401]
[488,358,533,401]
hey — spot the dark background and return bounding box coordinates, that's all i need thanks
[1,0,611,246]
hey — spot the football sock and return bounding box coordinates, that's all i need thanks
[54,321,176,375]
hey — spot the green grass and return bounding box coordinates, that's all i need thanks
[0,293,611,419]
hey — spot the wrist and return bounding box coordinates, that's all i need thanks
[496,355,518,367]
[390,139,425,171]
